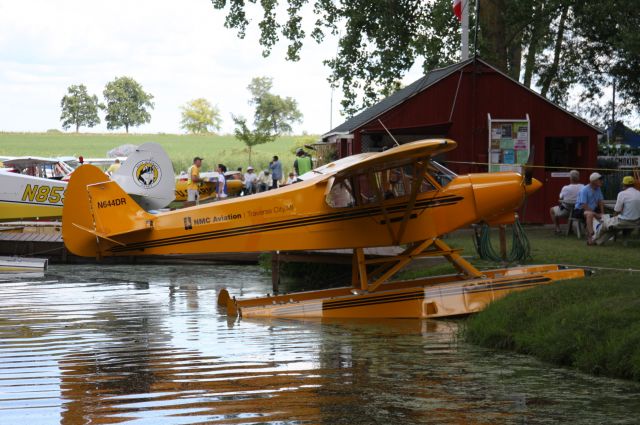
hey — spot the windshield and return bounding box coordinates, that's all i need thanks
[428,160,457,187]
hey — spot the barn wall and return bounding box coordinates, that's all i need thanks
[348,62,599,224]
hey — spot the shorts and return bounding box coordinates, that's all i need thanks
[551,205,570,218]
[187,189,199,203]
[572,209,585,220]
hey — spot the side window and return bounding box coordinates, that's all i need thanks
[354,173,379,205]
[327,179,355,208]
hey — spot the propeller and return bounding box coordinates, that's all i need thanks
[522,145,536,186]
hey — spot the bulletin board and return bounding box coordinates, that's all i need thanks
[487,114,530,172]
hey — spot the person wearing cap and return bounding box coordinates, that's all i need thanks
[257,169,271,192]
[186,157,203,206]
[243,166,257,195]
[613,176,640,223]
[294,148,313,177]
[595,176,640,245]
[550,170,584,235]
[574,172,605,245]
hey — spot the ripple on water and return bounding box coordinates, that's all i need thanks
[0,264,639,424]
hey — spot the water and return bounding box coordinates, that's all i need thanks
[0,264,639,424]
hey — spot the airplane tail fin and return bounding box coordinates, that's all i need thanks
[111,142,175,211]
[62,164,155,258]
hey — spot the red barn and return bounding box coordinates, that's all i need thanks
[322,58,601,224]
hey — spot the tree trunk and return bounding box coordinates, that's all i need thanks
[76,123,80,133]
[522,1,547,88]
[540,5,569,98]
[479,0,508,72]
[125,124,129,134]
[523,27,541,87]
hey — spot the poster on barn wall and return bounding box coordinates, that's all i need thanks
[487,114,530,172]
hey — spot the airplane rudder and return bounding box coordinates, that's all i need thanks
[62,165,111,256]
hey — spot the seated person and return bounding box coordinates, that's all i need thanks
[243,166,257,195]
[596,176,640,244]
[573,172,604,245]
[285,172,297,185]
[550,170,583,234]
[257,169,271,192]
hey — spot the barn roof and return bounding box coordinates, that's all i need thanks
[323,57,600,138]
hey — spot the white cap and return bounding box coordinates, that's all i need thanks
[247,166,254,171]
[589,172,602,182]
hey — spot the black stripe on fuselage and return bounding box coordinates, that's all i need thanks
[109,195,464,253]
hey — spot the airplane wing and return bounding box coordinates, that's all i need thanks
[332,139,456,179]
[299,139,457,183]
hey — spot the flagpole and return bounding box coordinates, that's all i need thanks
[461,0,469,60]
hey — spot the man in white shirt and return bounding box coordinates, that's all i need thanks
[550,170,584,234]
[257,169,271,192]
[614,175,640,223]
[243,166,258,195]
[596,176,640,245]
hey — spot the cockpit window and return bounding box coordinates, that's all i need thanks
[326,159,454,208]
[327,179,355,208]
[428,160,457,187]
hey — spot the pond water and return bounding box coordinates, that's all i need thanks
[0,264,639,424]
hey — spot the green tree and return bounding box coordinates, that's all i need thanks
[59,84,102,133]
[233,77,303,162]
[180,98,222,134]
[248,77,302,134]
[211,0,640,123]
[103,76,154,133]
[232,115,275,164]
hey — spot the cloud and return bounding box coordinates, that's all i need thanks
[0,0,353,134]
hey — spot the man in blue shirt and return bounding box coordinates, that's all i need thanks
[574,172,604,245]
[269,155,283,189]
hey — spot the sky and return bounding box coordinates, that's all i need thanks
[0,0,426,136]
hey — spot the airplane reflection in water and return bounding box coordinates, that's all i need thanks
[62,139,585,318]
[0,266,636,425]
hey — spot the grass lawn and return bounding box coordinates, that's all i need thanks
[0,132,318,175]
[428,226,640,382]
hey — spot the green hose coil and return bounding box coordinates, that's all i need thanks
[473,218,531,263]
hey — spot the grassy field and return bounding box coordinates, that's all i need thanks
[427,226,640,382]
[0,132,318,174]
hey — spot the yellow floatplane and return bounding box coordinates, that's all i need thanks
[0,143,175,221]
[62,139,585,318]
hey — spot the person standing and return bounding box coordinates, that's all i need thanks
[186,157,203,206]
[550,170,583,234]
[217,164,228,199]
[293,148,313,176]
[574,172,604,245]
[269,155,283,189]
[106,158,121,176]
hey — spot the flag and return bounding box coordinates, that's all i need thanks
[452,0,462,22]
